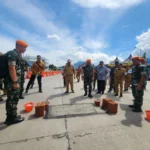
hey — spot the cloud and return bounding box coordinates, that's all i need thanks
[72,0,144,9]
[133,28,150,57]
[83,39,107,50]
[0,0,124,66]
[47,34,61,41]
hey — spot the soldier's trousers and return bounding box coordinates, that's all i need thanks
[93,78,97,89]
[109,78,115,92]
[20,78,25,94]
[6,84,20,120]
[115,79,123,94]
[132,86,144,107]
[65,76,73,91]
[84,80,92,93]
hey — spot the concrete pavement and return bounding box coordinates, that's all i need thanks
[0,75,150,150]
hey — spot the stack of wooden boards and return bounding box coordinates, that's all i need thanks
[35,101,49,117]
[101,98,118,114]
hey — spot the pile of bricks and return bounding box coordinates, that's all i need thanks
[101,98,118,114]
[35,101,49,117]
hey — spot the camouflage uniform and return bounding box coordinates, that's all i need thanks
[0,78,3,101]
[93,69,97,90]
[131,64,146,111]
[82,65,93,97]
[20,58,29,98]
[4,50,21,122]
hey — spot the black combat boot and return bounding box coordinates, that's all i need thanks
[88,89,93,98]
[39,89,43,93]
[0,96,3,101]
[120,93,123,97]
[19,93,25,99]
[4,115,25,125]
[84,91,87,96]
[132,105,142,112]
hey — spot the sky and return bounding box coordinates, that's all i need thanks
[0,0,150,66]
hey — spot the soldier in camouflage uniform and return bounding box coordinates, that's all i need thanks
[0,52,4,101]
[4,40,28,125]
[82,59,94,98]
[140,57,148,89]
[93,66,97,90]
[129,56,146,112]
[20,54,29,99]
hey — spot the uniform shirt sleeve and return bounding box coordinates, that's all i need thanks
[140,66,147,75]
[7,51,17,66]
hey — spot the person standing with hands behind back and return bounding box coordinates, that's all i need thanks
[82,59,94,98]
[25,55,45,93]
[64,60,75,93]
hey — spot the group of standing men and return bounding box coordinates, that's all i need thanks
[62,56,147,113]
[0,40,45,125]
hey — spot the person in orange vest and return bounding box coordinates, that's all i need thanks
[25,55,45,93]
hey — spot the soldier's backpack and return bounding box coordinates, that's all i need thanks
[0,54,8,78]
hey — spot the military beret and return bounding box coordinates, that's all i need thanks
[16,40,28,47]
[132,56,140,60]
[139,57,145,62]
[86,59,91,63]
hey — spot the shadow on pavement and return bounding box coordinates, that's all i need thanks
[69,95,90,105]
[105,93,121,101]
[24,91,39,96]
[49,93,64,100]
[20,110,28,114]
[120,104,143,127]
[0,122,8,131]
[28,114,39,120]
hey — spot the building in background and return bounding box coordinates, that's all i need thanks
[23,55,49,69]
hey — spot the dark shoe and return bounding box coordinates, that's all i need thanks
[114,94,118,96]
[5,116,25,125]
[19,94,25,99]
[39,90,43,93]
[65,91,69,94]
[97,92,100,94]
[101,92,104,94]
[72,90,75,93]
[120,94,123,97]
[132,108,142,113]
[84,92,87,96]
[124,89,127,91]
[88,94,93,98]
[129,105,135,108]
[0,97,4,101]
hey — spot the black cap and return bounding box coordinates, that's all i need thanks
[100,61,104,63]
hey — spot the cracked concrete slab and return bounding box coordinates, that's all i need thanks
[47,104,97,118]
[0,136,68,150]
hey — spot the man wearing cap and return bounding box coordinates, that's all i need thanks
[4,40,28,125]
[82,59,94,98]
[129,56,146,112]
[64,60,75,93]
[96,61,108,94]
[19,54,29,99]
[108,61,119,93]
[25,55,45,93]
[114,64,125,97]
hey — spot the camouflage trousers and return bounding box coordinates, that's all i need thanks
[6,83,20,119]
[20,77,25,94]
[132,86,144,107]
[84,79,92,92]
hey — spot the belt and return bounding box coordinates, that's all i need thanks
[66,75,73,76]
